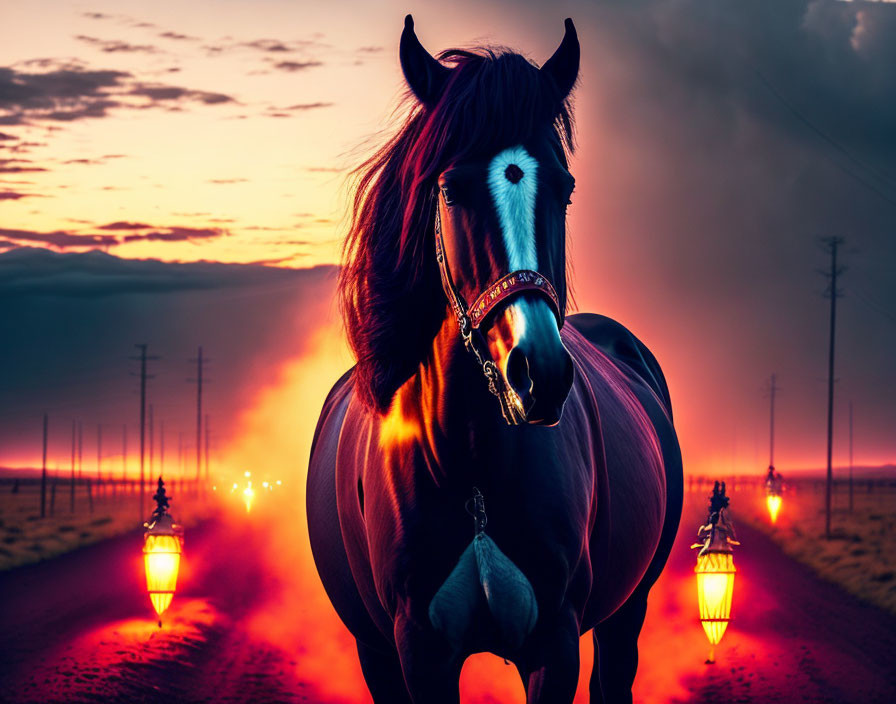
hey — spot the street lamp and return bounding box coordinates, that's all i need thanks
[765,465,783,524]
[143,477,183,627]
[692,481,740,664]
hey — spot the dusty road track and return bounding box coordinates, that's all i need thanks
[1,497,895,703]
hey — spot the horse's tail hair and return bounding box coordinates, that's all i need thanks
[429,533,538,653]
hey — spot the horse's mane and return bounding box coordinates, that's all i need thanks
[340,47,575,411]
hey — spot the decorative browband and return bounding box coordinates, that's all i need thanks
[468,269,562,329]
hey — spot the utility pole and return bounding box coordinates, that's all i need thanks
[97,424,102,484]
[40,414,48,518]
[70,420,76,512]
[820,236,845,540]
[205,414,210,482]
[766,373,781,470]
[78,421,83,481]
[160,419,165,477]
[189,346,207,489]
[149,404,154,479]
[121,424,127,498]
[131,345,158,521]
[849,401,854,513]
[178,430,184,492]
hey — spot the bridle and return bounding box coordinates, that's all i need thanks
[433,188,564,425]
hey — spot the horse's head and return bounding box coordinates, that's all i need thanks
[402,16,579,425]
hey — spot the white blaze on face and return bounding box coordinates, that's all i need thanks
[487,146,550,350]
[487,145,539,271]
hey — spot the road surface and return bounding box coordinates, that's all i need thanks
[1,495,895,703]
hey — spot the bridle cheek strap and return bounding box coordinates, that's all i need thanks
[434,203,563,425]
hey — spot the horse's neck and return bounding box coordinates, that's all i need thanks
[392,313,503,467]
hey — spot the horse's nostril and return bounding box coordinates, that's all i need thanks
[506,347,533,401]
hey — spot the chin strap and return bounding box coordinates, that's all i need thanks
[433,198,562,426]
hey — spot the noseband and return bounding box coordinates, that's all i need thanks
[433,193,564,425]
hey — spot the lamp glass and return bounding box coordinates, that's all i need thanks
[695,551,735,645]
[144,533,183,617]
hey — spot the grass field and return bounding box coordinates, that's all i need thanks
[690,476,896,616]
[0,477,214,571]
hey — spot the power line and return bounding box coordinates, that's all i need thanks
[751,67,896,209]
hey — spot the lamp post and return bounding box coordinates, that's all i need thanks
[143,477,183,627]
[692,481,739,664]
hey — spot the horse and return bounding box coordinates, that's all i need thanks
[307,15,683,703]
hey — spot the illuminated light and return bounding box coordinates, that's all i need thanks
[143,478,184,627]
[692,481,739,664]
[212,485,217,491]
[232,482,238,491]
[695,551,736,652]
[766,494,782,524]
[262,481,269,488]
[275,480,282,486]
[243,482,255,513]
[244,471,251,478]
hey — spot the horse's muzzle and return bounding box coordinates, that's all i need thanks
[505,341,574,425]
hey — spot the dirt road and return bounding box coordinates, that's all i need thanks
[1,495,894,703]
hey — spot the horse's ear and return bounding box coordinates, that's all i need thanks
[540,18,579,103]
[400,14,450,106]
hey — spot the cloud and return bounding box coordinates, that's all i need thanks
[208,178,248,184]
[0,132,17,141]
[128,83,235,105]
[263,102,333,118]
[74,35,159,54]
[0,159,47,173]
[158,31,198,41]
[284,102,333,111]
[243,39,292,53]
[0,228,118,249]
[271,60,323,72]
[122,226,226,243]
[0,190,33,201]
[0,225,227,249]
[0,64,235,126]
[97,221,153,230]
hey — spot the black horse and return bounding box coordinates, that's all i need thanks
[307,16,683,703]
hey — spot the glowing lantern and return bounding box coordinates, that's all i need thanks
[766,494,782,524]
[143,477,183,626]
[692,481,740,663]
[765,466,783,525]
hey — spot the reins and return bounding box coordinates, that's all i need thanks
[433,189,564,425]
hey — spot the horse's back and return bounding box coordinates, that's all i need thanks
[566,313,672,421]
[564,313,683,621]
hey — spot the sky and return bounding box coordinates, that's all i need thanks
[2,0,896,476]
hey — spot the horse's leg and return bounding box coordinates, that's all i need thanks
[394,613,462,704]
[590,589,648,704]
[356,639,413,704]
[520,607,581,704]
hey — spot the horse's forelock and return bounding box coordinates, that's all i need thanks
[340,48,575,411]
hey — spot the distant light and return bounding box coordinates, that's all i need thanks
[244,471,251,478]
[276,480,282,486]
[262,481,269,488]
[766,494,782,523]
